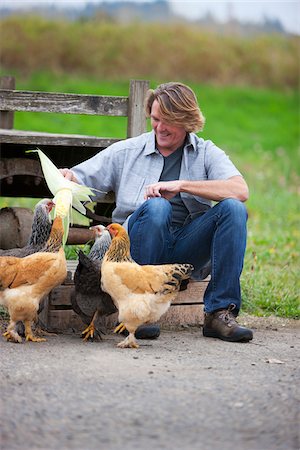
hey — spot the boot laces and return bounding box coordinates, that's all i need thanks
[218,304,237,327]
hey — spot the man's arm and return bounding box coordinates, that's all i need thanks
[144,176,249,202]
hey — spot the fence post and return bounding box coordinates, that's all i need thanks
[127,79,149,138]
[0,76,16,129]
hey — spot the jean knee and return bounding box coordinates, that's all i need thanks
[221,198,248,222]
[143,198,172,226]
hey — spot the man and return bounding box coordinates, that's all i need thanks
[61,82,253,342]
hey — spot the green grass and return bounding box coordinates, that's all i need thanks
[1,16,299,89]
[0,72,299,319]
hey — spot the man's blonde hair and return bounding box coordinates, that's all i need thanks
[145,82,205,133]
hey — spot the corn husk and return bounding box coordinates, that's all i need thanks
[27,149,103,244]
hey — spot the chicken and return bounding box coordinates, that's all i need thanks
[0,198,54,257]
[0,198,54,336]
[101,223,194,348]
[0,216,67,343]
[71,225,117,341]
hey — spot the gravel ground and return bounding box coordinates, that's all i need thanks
[0,316,299,450]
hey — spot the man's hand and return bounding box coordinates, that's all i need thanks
[144,180,182,200]
[59,168,78,183]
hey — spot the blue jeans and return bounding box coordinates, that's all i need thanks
[127,198,248,313]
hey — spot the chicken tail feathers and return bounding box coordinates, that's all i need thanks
[173,263,194,280]
[161,263,194,295]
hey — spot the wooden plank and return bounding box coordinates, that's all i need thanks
[37,295,51,330]
[45,305,204,333]
[0,90,129,116]
[48,280,207,309]
[0,77,15,129]
[174,280,208,305]
[0,158,42,179]
[46,310,85,332]
[127,79,149,137]
[158,304,204,327]
[66,260,79,278]
[0,129,120,147]
[50,285,73,306]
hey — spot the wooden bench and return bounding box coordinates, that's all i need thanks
[0,75,206,332]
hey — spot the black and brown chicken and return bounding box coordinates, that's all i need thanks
[0,198,54,257]
[71,225,117,341]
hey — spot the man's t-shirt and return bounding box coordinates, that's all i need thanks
[159,146,189,227]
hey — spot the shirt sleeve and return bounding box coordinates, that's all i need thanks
[204,140,242,180]
[71,144,120,199]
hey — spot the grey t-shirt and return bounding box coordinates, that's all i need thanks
[159,146,189,227]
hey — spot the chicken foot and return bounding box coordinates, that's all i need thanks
[3,321,22,343]
[81,311,99,341]
[117,332,139,349]
[24,320,46,342]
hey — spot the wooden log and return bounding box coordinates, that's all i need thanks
[67,227,95,245]
[0,207,33,249]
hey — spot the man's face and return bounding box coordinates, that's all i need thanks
[150,100,186,153]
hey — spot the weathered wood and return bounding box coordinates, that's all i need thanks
[67,227,95,245]
[0,129,120,147]
[44,303,204,332]
[173,279,207,305]
[0,90,129,116]
[45,310,85,332]
[158,304,204,328]
[127,79,149,137]
[0,76,15,129]
[50,285,73,306]
[37,295,51,330]
[0,157,42,179]
[0,78,151,248]
[42,279,207,332]
[0,207,33,249]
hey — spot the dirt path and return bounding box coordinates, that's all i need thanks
[0,316,299,450]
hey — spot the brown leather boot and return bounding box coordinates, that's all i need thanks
[203,304,253,342]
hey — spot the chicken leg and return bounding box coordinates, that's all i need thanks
[81,310,100,341]
[24,320,46,342]
[117,326,139,349]
[114,322,126,334]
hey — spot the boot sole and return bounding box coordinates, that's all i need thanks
[203,329,253,342]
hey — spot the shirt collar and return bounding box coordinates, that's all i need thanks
[144,131,158,155]
[186,133,197,151]
[143,130,197,155]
